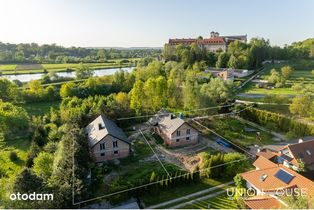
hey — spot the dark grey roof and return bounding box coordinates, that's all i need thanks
[85,115,129,147]
[158,114,185,135]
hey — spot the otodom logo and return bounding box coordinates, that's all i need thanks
[10,192,53,201]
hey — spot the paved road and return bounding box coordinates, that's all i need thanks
[235,99,291,105]
[237,93,296,98]
[146,181,234,209]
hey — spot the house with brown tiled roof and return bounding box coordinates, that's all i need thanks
[241,156,314,209]
[278,139,314,171]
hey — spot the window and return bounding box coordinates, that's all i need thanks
[186,137,190,141]
[306,150,312,156]
[100,143,105,150]
[100,153,105,156]
[114,150,119,155]
[186,129,191,135]
[176,139,180,142]
[113,141,118,148]
[176,130,181,136]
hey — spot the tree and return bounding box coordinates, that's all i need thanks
[97,49,106,62]
[234,174,246,188]
[216,52,229,68]
[115,92,130,111]
[281,66,294,78]
[129,80,144,114]
[0,78,19,102]
[268,69,285,87]
[0,101,30,137]
[75,63,93,79]
[289,95,312,117]
[60,82,76,98]
[150,171,157,183]
[13,168,43,194]
[200,78,234,104]
[227,54,239,69]
[33,152,54,180]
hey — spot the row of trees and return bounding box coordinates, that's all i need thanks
[197,152,249,179]
[0,42,161,64]
[239,107,314,138]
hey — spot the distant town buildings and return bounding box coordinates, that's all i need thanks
[168,31,247,53]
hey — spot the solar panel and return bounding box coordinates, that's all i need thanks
[275,169,294,184]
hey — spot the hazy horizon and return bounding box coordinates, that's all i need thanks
[1,0,313,48]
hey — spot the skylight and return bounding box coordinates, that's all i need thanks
[275,169,294,184]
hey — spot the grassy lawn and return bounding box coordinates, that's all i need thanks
[196,117,275,146]
[19,101,61,116]
[181,194,238,209]
[0,64,17,71]
[256,104,291,115]
[242,60,314,95]
[0,61,136,75]
[142,178,230,207]
[0,137,30,207]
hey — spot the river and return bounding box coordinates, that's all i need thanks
[0,67,134,83]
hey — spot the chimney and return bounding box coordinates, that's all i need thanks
[298,139,304,143]
[98,122,105,130]
[170,114,176,120]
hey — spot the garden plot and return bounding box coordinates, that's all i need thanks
[193,116,277,147]
[88,134,180,200]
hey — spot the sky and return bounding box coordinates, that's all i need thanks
[0,0,313,48]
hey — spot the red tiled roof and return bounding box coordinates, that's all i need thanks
[241,157,314,195]
[256,150,277,160]
[168,37,225,45]
[203,37,225,44]
[244,195,282,209]
[253,156,278,169]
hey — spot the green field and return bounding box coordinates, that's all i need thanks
[19,101,61,116]
[0,64,17,71]
[181,194,238,209]
[195,117,275,146]
[0,59,138,75]
[242,60,314,95]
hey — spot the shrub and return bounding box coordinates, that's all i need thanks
[9,151,18,161]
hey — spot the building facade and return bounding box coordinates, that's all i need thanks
[156,114,199,147]
[168,31,247,53]
[85,115,131,162]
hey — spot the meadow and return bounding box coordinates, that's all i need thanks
[242,60,314,95]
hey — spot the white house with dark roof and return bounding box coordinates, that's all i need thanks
[85,115,130,162]
[153,111,199,147]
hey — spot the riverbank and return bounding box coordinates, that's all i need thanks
[0,66,134,83]
[0,61,137,75]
